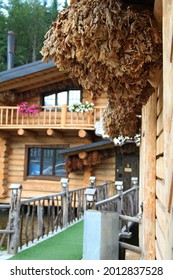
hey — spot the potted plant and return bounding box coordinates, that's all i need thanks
[17,102,41,116]
[69,101,94,113]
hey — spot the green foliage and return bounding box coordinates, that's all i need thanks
[0,0,69,71]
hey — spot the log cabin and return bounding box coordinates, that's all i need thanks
[0,57,139,203]
[1,0,172,261]
[39,0,172,260]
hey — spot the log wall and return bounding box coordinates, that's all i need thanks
[3,133,83,199]
[0,87,110,203]
[0,133,115,202]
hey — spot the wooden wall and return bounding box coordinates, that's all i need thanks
[162,0,173,260]
[94,154,115,184]
[140,0,173,260]
[7,133,85,199]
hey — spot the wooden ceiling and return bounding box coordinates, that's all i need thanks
[0,64,70,94]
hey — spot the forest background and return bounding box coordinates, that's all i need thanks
[0,0,69,71]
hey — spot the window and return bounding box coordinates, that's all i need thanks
[43,89,82,108]
[25,146,67,180]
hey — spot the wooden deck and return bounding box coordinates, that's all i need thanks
[0,105,105,131]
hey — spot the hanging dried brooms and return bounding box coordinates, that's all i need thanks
[65,151,101,173]
[41,0,162,138]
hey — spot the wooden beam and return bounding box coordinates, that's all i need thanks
[154,0,162,29]
[0,71,69,92]
[78,151,88,159]
[0,131,10,138]
[119,242,142,254]
[47,128,63,138]
[61,104,67,127]
[78,129,91,139]
[142,92,157,260]
[17,128,37,137]
[17,75,69,93]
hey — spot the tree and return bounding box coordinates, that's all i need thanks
[63,0,68,9]
[0,0,69,71]
[0,2,8,71]
[6,0,50,64]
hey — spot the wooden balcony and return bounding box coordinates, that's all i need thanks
[0,104,105,131]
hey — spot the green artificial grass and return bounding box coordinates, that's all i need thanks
[9,221,84,260]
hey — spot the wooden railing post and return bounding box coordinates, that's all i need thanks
[61,178,69,228]
[37,202,44,238]
[61,104,67,127]
[7,184,22,254]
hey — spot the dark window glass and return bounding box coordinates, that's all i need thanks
[27,147,66,178]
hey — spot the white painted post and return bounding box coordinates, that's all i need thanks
[7,184,22,254]
[84,188,96,211]
[131,177,139,215]
[115,181,123,214]
[61,178,69,228]
[90,176,96,188]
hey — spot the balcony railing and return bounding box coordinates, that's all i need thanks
[0,105,105,130]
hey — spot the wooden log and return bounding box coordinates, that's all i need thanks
[154,0,162,29]
[78,129,89,138]
[0,131,9,138]
[83,166,93,185]
[119,241,142,254]
[47,128,63,138]
[78,151,88,159]
[119,214,141,224]
[142,92,157,260]
[17,128,36,137]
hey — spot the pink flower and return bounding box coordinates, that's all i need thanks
[17,102,41,116]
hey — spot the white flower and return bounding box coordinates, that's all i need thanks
[70,101,94,113]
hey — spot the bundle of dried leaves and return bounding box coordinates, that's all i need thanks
[41,0,162,138]
[65,151,101,173]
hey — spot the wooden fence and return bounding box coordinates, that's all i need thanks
[0,180,115,254]
[95,183,142,255]
[0,105,105,129]
[95,185,139,216]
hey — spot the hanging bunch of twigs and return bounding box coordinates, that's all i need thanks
[41,0,162,137]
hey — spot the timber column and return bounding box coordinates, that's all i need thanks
[0,138,9,198]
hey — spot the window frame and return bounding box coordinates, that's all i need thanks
[24,144,68,181]
[42,88,82,108]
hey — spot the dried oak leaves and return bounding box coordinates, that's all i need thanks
[41,0,162,138]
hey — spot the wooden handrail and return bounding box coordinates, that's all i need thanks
[0,105,105,128]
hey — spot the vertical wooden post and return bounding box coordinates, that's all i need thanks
[37,202,44,238]
[61,178,69,228]
[163,0,173,259]
[0,138,9,198]
[142,93,157,260]
[61,104,67,127]
[7,184,22,255]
